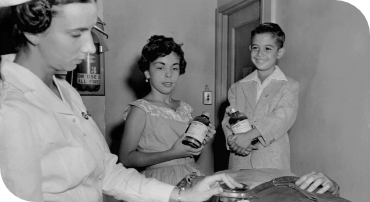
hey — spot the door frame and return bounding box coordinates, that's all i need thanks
[214,0,275,126]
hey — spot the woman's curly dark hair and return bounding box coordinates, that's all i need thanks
[11,0,96,51]
[138,35,187,75]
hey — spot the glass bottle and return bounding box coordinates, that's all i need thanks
[228,108,258,144]
[182,111,210,149]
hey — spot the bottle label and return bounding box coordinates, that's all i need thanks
[231,119,252,134]
[186,121,208,143]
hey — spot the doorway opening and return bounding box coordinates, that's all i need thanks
[213,0,275,171]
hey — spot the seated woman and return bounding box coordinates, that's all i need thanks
[120,35,215,185]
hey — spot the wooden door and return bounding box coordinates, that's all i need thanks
[228,2,260,87]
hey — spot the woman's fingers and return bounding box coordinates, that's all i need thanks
[202,124,216,145]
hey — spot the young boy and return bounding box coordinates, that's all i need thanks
[222,22,299,171]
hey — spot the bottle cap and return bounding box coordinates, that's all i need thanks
[202,111,210,118]
[228,108,238,114]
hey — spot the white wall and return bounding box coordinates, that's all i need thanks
[275,0,370,201]
[217,0,235,8]
[103,1,217,200]
[104,0,217,143]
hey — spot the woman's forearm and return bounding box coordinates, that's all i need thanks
[120,149,178,168]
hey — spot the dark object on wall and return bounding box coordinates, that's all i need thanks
[0,7,17,55]
[66,17,108,96]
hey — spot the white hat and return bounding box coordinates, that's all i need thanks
[0,0,31,7]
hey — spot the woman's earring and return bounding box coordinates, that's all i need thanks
[145,78,149,82]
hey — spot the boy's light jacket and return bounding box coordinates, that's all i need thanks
[222,76,299,171]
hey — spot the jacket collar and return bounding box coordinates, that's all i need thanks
[240,65,287,84]
[241,79,284,112]
[255,80,283,112]
[1,58,74,115]
[242,82,257,110]
[240,66,286,111]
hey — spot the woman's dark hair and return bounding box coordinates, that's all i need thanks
[251,22,285,49]
[11,0,96,50]
[138,35,187,75]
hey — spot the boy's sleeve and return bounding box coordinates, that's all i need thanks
[253,81,299,146]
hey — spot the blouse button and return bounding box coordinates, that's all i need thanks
[72,118,76,123]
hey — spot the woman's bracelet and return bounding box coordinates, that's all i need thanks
[177,187,182,202]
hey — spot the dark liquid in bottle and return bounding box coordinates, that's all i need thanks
[182,113,210,149]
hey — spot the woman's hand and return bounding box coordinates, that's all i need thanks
[178,173,243,202]
[295,171,337,194]
[170,134,203,158]
[202,123,216,145]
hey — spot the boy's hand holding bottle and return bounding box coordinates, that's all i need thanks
[228,130,260,156]
[225,107,260,156]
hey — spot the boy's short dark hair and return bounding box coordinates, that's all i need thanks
[138,35,187,75]
[251,22,285,49]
